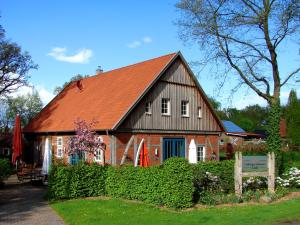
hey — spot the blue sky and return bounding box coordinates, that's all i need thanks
[1,0,299,109]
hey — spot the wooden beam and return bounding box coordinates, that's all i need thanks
[120,135,135,165]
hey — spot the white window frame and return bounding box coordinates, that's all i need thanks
[181,100,189,117]
[145,101,152,115]
[56,137,63,158]
[94,137,104,163]
[161,98,171,115]
[198,106,203,118]
[197,145,206,162]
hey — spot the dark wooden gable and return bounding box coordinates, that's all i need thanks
[118,56,223,133]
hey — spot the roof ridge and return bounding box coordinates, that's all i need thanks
[81,52,178,81]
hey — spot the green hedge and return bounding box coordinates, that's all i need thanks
[282,151,300,171]
[193,160,234,203]
[48,162,107,200]
[0,158,11,185]
[107,157,194,208]
[48,158,235,208]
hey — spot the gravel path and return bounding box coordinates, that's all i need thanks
[0,175,65,225]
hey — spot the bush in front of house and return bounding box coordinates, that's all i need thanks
[69,162,107,198]
[161,157,194,208]
[192,160,234,204]
[48,163,107,200]
[0,158,12,187]
[48,165,72,199]
[106,157,194,208]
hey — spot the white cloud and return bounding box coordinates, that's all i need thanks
[9,85,55,106]
[127,41,141,48]
[127,36,152,48]
[143,37,152,43]
[47,47,93,63]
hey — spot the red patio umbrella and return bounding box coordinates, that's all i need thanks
[139,142,149,167]
[12,115,22,165]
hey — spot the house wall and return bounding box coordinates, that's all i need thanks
[113,132,220,166]
[30,134,112,165]
[120,58,221,132]
[28,132,219,166]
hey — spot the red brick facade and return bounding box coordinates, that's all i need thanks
[32,133,220,166]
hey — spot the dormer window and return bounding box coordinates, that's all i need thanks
[161,98,170,115]
[181,101,189,117]
[145,102,152,115]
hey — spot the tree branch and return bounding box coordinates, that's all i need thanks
[281,67,300,87]
[214,16,269,101]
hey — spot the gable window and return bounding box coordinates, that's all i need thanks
[161,98,170,115]
[181,101,189,117]
[57,137,63,158]
[145,102,152,115]
[198,106,202,118]
[197,145,206,162]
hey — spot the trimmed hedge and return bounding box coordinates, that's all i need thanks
[48,162,107,200]
[106,157,194,208]
[48,158,236,208]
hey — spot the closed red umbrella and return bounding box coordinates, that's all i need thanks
[12,115,22,165]
[139,142,149,167]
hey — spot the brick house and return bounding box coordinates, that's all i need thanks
[23,52,224,166]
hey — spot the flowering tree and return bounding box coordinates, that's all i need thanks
[68,118,105,164]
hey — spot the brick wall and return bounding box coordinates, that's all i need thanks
[31,133,220,166]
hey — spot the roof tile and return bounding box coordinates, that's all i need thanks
[24,53,177,132]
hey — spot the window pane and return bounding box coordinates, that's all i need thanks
[162,98,170,115]
[146,102,152,114]
[198,107,202,118]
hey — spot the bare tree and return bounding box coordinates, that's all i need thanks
[176,0,300,155]
[0,23,38,97]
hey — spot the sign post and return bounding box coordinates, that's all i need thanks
[234,152,275,197]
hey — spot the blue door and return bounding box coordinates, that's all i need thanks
[163,138,185,161]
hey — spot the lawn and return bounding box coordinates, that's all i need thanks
[51,197,300,225]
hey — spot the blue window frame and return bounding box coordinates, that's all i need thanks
[163,138,185,161]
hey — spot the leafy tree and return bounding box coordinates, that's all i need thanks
[285,89,300,146]
[176,0,300,157]
[223,105,268,132]
[207,96,228,119]
[53,74,89,95]
[0,23,37,97]
[5,91,43,127]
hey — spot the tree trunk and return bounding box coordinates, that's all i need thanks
[266,97,282,174]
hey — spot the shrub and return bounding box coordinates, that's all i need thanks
[276,167,300,188]
[192,160,234,203]
[48,163,107,200]
[69,162,107,198]
[0,158,11,185]
[242,177,267,191]
[106,165,164,205]
[48,165,72,199]
[160,157,194,208]
[282,151,300,171]
[107,158,194,208]
[106,165,138,200]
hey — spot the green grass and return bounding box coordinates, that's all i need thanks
[51,197,300,225]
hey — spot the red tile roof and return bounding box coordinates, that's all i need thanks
[24,53,177,133]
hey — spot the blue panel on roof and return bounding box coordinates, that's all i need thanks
[222,120,245,133]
